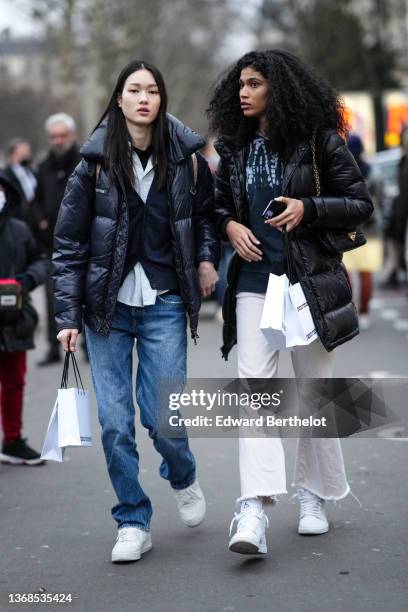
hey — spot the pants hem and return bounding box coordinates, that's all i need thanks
[171,476,196,491]
[117,522,150,532]
[237,490,288,503]
[291,482,351,502]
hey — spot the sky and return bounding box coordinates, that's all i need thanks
[0,1,40,36]
[0,0,262,48]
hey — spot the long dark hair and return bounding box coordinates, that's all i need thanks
[96,60,169,188]
[207,49,349,158]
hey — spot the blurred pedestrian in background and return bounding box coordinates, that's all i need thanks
[0,171,47,465]
[3,138,37,226]
[343,134,383,330]
[34,113,81,366]
[381,126,408,288]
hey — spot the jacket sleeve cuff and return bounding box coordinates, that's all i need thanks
[56,323,82,334]
[15,274,35,293]
[197,256,218,270]
[220,217,235,241]
[301,198,317,224]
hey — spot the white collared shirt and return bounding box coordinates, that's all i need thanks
[117,151,168,307]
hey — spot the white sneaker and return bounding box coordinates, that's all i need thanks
[111,527,152,563]
[174,480,206,527]
[297,488,329,535]
[229,508,269,554]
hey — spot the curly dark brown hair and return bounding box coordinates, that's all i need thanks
[207,49,349,157]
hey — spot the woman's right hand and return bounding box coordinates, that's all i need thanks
[226,220,263,262]
[57,329,80,352]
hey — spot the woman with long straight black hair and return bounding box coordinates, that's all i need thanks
[53,60,219,563]
[208,50,373,555]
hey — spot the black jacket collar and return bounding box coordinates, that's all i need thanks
[80,113,205,165]
[214,136,309,196]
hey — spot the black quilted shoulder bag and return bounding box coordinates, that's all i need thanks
[311,131,366,255]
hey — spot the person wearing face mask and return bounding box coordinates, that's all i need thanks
[3,138,38,226]
[0,172,47,465]
[34,113,81,366]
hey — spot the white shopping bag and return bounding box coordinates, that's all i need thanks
[40,400,65,462]
[40,352,92,462]
[260,273,318,350]
[285,282,318,347]
[260,273,289,350]
[57,387,92,447]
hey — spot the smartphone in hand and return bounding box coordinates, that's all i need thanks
[262,199,286,220]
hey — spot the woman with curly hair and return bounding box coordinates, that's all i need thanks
[208,50,373,555]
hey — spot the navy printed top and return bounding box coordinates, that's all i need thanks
[236,134,286,294]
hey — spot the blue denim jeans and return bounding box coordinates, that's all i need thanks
[85,296,196,530]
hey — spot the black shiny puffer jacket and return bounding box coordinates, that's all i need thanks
[52,114,219,340]
[214,129,373,359]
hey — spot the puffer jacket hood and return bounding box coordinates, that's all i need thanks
[80,113,206,164]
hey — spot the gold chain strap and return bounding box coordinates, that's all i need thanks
[311,132,359,244]
[310,130,321,197]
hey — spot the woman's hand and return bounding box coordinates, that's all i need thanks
[198,262,219,298]
[226,220,263,262]
[57,329,79,352]
[265,196,304,232]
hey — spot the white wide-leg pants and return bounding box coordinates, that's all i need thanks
[236,292,350,502]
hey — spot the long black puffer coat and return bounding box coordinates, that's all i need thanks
[214,129,374,359]
[52,114,219,340]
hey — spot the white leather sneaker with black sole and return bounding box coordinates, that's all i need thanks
[229,508,269,554]
[111,527,152,563]
[297,487,329,535]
